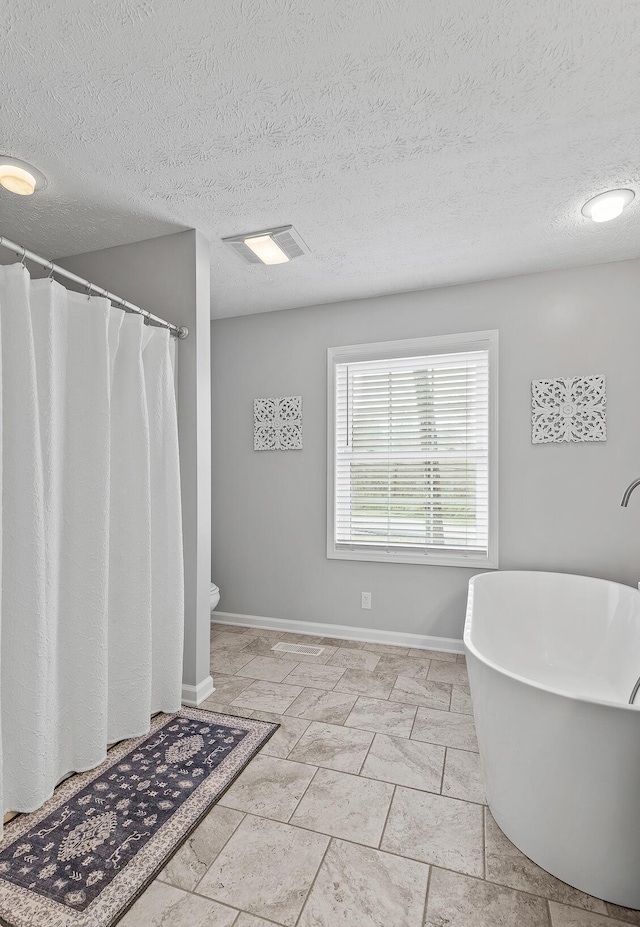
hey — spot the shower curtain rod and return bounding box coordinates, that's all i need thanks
[0,236,189,339]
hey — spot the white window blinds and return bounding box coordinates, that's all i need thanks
[328,333,497,567]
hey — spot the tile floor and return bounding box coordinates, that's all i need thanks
[120,624,640,927]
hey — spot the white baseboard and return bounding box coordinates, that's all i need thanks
[181,675,215,707]
[211,611,463,655]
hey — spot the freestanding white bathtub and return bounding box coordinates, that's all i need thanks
[464,570,640,909]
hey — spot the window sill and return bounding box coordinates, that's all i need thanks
[327,546,498,569]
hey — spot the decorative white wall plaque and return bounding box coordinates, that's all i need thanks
[531,375,606,444]
[254,396,303,450]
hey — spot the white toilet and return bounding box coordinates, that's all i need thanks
[210,582,220,611]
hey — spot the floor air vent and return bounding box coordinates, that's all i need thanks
[272,642,324,656]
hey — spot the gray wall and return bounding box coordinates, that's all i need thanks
[211,258,640,641]
[60,231,212,696]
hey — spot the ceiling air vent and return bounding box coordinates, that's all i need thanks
[222,226,309,265]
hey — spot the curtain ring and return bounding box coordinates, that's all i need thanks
[20,246,27,267]
[47,260,55,282]
[85,282,93,300]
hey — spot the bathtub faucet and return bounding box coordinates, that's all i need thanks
[620,478,640,507]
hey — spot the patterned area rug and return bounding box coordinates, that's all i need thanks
[0,708,278,927]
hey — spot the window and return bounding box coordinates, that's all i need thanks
[327,331,498,567]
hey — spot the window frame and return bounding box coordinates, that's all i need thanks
[326,330,499,569]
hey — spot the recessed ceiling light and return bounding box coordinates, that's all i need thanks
[244,234,289,265]
[581,189,634,223]
[0,156,46,196]
[223,225,308,265]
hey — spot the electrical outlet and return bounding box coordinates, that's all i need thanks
[361,592,371,609]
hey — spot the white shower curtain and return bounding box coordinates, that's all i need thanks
[0,262,184,824]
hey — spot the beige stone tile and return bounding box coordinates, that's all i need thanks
[549,903,630,926]
[234,916,277,927]
[427,659,470,686]
[606,905,640,925]
[294,634,326,644]
[457,653,467,664]
[362,642,411,655]
[334,668,397,699]
[289,721,374,773]
[250,710,311,758]
[390,675,452,710]
[375,654,431,678]
[381,787,484,876]
[412,649,457,662]
[210,631,252,651]
[241,626,283,637]
[218,754,317,822]
[291,767,394,847]
[411,707,478,751]
[211,622,247,635]
[442,749,486,804]
[250,629,302,643]
[277,630,308,642]
[120,881,237,927]
[298,838,429,927]
[238,638,287,658]
[160,806,244,891]
[450,685,474,715]
[236,655,299,683]
[485,811,608,913]
[208,674,255,706]
[231,679,303,714]
[345,696,417,738]
[283,654,334,666]
[282,662,346,690]
[329,648,381,671]
[286,688,358,723]
[210,648,257,675]
[321,636,365,649]
[199,701,254,719]
[240,628,284,644]
[361,732,445,792]
[198,815,329,926]
[425,867,549,927]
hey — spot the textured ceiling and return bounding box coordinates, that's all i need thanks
[1,0,639,318]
